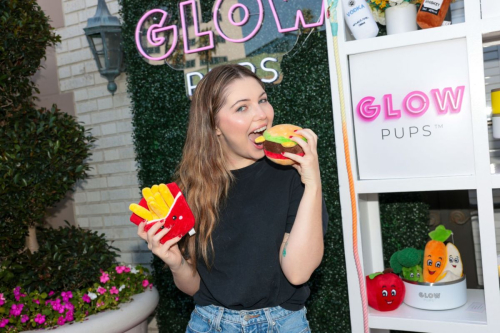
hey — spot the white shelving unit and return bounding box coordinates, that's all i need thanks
[324,0,500,332]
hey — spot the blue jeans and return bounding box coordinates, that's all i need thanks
[186,304,311,333]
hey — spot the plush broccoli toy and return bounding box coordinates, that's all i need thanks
[390,248,424,282]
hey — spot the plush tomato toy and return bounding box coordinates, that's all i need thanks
[366,269,405,311]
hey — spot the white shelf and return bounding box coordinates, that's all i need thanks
[369,289,487,333]
[344,23,467,56]
[482,16,500,37]
[356,175,477,194]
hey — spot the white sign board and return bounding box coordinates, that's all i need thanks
[349,38,475,180]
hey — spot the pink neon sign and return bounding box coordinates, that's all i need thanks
[135,0,325,62]
[356,86,466,122]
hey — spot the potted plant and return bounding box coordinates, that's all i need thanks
[368,0,419,35]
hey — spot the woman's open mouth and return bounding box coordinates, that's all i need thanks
[249,125,266,149]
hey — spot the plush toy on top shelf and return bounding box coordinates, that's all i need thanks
[390,247,424,282]
[423,225,463,283]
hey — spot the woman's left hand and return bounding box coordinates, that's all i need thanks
[282,128,321,188]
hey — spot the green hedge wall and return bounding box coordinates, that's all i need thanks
[120,1,429,332]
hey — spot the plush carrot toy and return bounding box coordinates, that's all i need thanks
[423,225,452,283]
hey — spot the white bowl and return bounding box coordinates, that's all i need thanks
[403,275,467,310]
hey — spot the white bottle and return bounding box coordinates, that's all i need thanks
[342,0,379,40]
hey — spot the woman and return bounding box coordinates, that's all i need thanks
[137,64,328,332]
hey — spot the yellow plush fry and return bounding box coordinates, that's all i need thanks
[148,200,168,218]
[129,204,153,221]
[255,135,265,143]
[142,187,154,201]
[159,184,175,208]
[151,185,159,195]
[154,192,170,213]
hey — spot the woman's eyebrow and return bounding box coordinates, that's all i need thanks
[230,91,267,109]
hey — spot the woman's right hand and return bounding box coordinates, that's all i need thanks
[137,221,184,271]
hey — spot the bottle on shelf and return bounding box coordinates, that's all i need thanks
[492,88,500,139]
[416,0,452,29]
[342,0,379,40]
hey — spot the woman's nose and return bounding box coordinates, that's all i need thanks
[254,104,267,120]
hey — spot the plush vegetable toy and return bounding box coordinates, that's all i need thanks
[390,248,424,282]
[366,268,405,311]
[436,242,463,282]
[129,183,195,244]
[423,225,452,283]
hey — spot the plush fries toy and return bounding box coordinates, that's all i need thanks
[129,183,195,244]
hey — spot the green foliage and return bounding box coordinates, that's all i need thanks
[380,194,430,268]
[0,265,153,332]
[0,0,60,111]
[0,224,119,293]
[0,106,95,231]
[120,2,429,333]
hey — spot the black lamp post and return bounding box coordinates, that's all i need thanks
[84,0,124,95]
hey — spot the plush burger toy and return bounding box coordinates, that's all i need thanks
[255,124,306,166]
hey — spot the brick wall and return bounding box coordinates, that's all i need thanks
[55,0,152,268]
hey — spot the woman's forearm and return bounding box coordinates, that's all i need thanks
[280,184,324,285]
[170,258,201,296]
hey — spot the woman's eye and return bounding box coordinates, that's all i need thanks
[236,106,247,112]
[259,98,268,104]
[435,261,441,268]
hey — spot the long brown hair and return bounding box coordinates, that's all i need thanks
[174,64,265,272]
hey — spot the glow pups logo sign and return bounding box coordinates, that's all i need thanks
[349,39,475,180]
[135,0,325,96]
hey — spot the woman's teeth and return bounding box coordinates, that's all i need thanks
[252,125,267,134]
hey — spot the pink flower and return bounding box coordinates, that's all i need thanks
[21,315,29,323]
[57,316,66,326]
[10,303,24,316]
[65,311,74,322]
[109,286,119,295]
[115,266,125,274]
[0,318,8,328]
[97,287,106,295]
[115,297,119,301]
[96,301,105,308]
[149,283,154,290]
[82,294,91,303]
[34,314,46,325]
[64,302,75,312]
[124,266,131,273]
[48,291,55,297]
[100,272,110,284]
[142,279,149,288]
[32,299,40,305]
[61,291,73,302]
[0,293,5,306]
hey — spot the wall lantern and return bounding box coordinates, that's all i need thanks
[84,0,124,95]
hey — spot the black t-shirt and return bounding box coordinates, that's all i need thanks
[193,158,328,311]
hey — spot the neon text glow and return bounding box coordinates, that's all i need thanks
[135,0,325,61]
[356,86,465,122]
